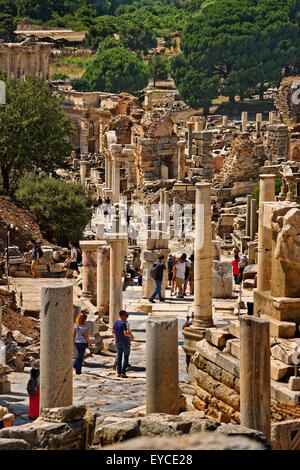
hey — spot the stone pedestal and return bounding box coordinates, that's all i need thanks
[97,244,110,315]
[40,283,73,412]
[183,183,213,356]
[146,316,179,415]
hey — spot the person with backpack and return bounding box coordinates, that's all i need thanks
[27,360,40,420]
[149,255,166,303]
[238,252,249,284]
[73,313,92,375]
[66,242,81,278]
[30,239,42,279]
[231,253,240,285]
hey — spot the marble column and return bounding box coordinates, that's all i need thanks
[257,174,276,292]
[269,111,277,124]
[256,113,262,134]
[250,198,257,241]
[112,159,120,203]
[80,241,102,301]
[246,194,252,237]
[40,283,73,412]
[108,216,123,328]
[80,161,88,186]
[187,122,194,159]
[241,111,248,132]
[177,140,186,181]
[146,316,179,415]
[183,183,213,356]
[97,244,110,315]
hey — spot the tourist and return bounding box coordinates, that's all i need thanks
[238,251,249,284]
[112,310,134,378]
[66,242,81,278]
[167,254,174,288]
[189,254,194,295]
[27,360,40,420]
[174,254,187,298]
[149,255,166,303]
[182,312,195,372]
[73,313,91,375]
[137,268,142,286]
[183,255,193,296]
[30,239,40,279]
[171,256,178,294]
[231,253,240,285]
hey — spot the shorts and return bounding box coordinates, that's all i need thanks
[175,277,184,289]
[70,262,79,271]
[168,272,173,281]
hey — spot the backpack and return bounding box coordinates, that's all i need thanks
[27,378,38,397]
[38,247,43,258]
[76,249,82,265]
[150,262,159,280]
[238,256,248,269]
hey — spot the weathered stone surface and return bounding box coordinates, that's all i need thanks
[271,343,297,364]
[271,419,300,450]
[0,438,31,450]
[139,413,219,437]
[0,409,96,450]
[103,430,267,450]
[212,261,233,299]
[41,405,86,423]
[96,420,140,446]
[216,424,271,449]
[205,328,231,349]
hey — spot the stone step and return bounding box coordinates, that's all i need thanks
[262,314,297,339]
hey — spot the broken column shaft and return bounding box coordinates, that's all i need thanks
[146,316,179,415]
[40,283,73,412]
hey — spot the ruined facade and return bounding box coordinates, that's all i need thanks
[0,41,51,81]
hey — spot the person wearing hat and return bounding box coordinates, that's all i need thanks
[27,360,40,420]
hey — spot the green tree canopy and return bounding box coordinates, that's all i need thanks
[0,76,72,193]
[16,173,91,244]
[83,46,149,94]
[118,19,157,54]
[85,15,117,51]
[171,0,300,108]
[148,55,169,86]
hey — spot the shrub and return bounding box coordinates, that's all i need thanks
[51,71,69,80]
[16,174,92,244]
